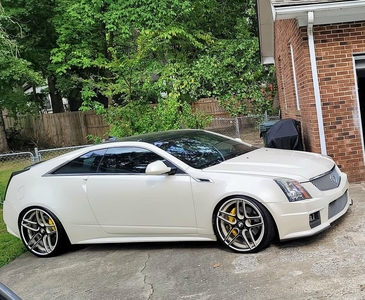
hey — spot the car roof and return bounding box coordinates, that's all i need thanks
[114,129,207,143]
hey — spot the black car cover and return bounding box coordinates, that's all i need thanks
[266,119,303,150]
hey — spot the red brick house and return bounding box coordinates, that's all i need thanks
[257,0,365,182]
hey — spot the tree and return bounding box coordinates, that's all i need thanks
[0,3,41,152]
[49,0,275,138]
[51,0,197,103]
[2,0,65,113]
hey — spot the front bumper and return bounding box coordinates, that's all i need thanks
[266,178,351,241]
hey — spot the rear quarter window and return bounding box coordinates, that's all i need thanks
[52,149,106,174]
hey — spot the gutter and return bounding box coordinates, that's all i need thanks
[274,0,365,26]
[307,11,326,155]
[275,0,365,17]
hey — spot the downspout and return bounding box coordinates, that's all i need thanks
[307,11,327,155]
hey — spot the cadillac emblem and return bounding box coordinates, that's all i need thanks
[330,173,338,186]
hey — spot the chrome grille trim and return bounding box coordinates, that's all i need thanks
[310,166,341,191]
[328,192,348,219]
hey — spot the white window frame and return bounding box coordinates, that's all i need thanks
[353,53,365,165]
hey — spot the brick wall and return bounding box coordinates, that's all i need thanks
[274,20,365,182]
[274,19,322,153]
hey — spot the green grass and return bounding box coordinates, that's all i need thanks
[0,162,28,268]
[0,209,26,268]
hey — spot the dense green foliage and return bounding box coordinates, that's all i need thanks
[0,3,43,151]
[1,0,275,141]
[0,3,43,117]
[2,0,65,114]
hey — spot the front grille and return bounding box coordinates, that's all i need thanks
[328,192,348,219]
[310,166,341,191]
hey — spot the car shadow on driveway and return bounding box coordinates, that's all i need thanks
[69,240,224,254]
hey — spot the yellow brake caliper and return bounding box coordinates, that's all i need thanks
[228,208,238,236]
[48,219,56,231]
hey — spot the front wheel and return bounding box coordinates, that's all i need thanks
[213,197,275,253]
[19,207,69,257]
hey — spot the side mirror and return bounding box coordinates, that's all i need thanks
[145,161,171,175]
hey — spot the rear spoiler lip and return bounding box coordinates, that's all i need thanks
[4,167,31,202]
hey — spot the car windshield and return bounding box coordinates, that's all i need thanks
[147,131,254,169]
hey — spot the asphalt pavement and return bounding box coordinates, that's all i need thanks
[1,183,365,300]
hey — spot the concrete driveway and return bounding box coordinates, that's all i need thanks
[1,184,365,300]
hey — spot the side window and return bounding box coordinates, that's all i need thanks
[52,149,106,174]
[98,147,164,174]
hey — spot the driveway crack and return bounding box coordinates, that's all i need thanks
[141,252,154,300]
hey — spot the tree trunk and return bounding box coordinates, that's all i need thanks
[47,76,64,113]
[101,14,114,107]
[0,114,9,152]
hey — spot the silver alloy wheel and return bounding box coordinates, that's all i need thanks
[215,198,265,252]
[20,208,59,256]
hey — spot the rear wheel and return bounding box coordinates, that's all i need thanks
[19,207,69,257]
[213,197,275,253]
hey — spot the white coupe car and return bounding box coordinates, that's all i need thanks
[3,129,351,257]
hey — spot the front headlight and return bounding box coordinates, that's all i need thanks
[275,179,312,202]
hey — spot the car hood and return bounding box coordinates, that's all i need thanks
[204,148,334,182]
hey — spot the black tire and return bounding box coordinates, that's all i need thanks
[19,207,69,257]
[213,196,275,253]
